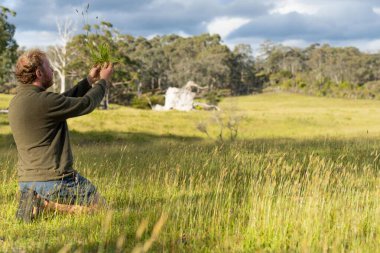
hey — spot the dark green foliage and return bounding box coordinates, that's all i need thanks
[0,6,18,93]
[131,95,151,109]
[205,90,222,105]
[149,95,165,106]
[0,6,16,53]
[131,94,165,109]
[230,44,257,95]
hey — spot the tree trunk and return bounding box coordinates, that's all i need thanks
[137,82,142,97]
[60,71,65,93]
[158,77,161,90]
[102,88,109,110]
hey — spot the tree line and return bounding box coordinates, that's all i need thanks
[257,41,380,99]
[1,9,380,105]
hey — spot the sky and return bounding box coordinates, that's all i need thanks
[3,0,380,54]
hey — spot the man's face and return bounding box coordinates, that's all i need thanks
[40,57,54,89]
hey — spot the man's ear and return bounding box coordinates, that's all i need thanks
[36,68,42,78]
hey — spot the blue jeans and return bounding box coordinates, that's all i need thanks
[19,173,97,205]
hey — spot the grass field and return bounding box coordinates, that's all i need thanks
[0,93,379,252]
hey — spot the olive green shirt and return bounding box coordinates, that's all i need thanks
[8,79,107,182]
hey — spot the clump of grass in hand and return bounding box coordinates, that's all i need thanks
[77,3,119,65]
[89,42,119,65]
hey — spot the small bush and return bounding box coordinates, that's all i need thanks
[130,94,165,109]
[205,91,222,105]
[149,95,165,106]
[296,77,307,89]
[131,95,151,109]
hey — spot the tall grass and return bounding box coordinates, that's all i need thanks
[0,93,379,252]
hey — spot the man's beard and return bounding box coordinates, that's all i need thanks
[42,75,53,89]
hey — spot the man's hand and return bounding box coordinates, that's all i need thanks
[87,65,101,85]
[99,63,114,85]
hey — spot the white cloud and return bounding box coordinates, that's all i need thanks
[147,33,160,40]
[333,39,380,53]
[281,39,309,48]
[15,30,60,49]
[207,16,251,38]
[361,39,380,52]
[270,0,320,15]
[176,31,192,38]
[2,0,20,10]
[373,7,380,15]
[147,30,191,39]
[151,0,192,8]
[222,36,266,56]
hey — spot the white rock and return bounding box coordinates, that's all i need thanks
[153,87,195,111]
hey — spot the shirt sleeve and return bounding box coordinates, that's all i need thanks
[61,78,92,97]
[45,80,107,121]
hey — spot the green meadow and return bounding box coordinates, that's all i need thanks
[0,93,379,252]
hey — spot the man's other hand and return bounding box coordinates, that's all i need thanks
[100,63,114,85]
[87,65,101,85]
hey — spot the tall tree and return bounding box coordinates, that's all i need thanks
[48,18,75,93]
[231,44,256,94]
[0,6,18,93]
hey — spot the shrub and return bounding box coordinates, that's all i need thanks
[130,94,165,109]
[149,95,165,106]
[205,91,222,105]
[131,95,151,109]
[296,77,307,89]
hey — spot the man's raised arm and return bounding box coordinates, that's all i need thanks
[62,65,101,97]
[47,63,113,120]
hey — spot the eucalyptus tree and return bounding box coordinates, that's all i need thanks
[230,44,256,94]
[48,19,75,93]
[0,6,18,93]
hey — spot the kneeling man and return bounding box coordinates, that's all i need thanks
[8,49,113,222]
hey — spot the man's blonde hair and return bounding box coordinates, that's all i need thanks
[15,49,47,84]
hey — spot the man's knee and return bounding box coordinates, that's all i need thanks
[44,201,95,214]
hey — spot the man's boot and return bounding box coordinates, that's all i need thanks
[16,189,43,222]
